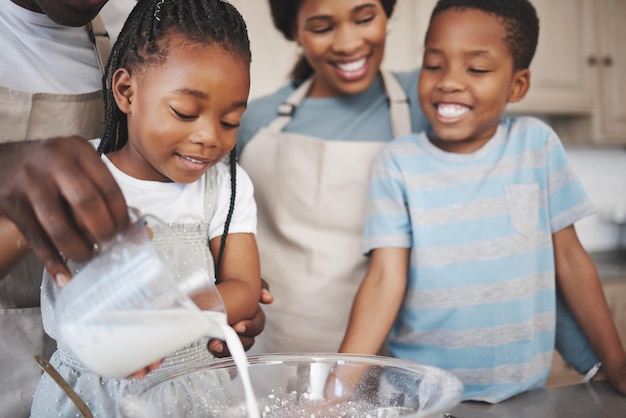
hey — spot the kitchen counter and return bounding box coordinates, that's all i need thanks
[447,382,626,418]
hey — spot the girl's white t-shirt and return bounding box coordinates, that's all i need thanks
[102,155,257,240]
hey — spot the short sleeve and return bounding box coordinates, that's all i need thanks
[209,162,257,240]
[362,144,412,254]
[545,131,595,232]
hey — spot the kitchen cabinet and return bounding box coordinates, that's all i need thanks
[506,0,626,144]
[591,0,626,143]
[506,0,596,115]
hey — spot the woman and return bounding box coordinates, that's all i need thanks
[238,0,429,354]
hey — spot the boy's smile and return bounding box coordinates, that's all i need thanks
[418,8,529,154]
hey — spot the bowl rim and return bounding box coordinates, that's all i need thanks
[123,353,464,417]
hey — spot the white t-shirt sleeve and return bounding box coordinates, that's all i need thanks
[209,161,257,240]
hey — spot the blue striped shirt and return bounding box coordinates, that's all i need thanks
[364,116,595,402]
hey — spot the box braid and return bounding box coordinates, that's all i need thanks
[98,0,250,280]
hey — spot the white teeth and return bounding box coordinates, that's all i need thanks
[337,58,366,72]
[437,104,469,118]
[182,155,203,164]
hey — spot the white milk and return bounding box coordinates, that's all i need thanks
[212,315,260,418]
[60,309,222,378]
[61,309,260,418]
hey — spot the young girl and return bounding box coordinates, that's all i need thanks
[30,0,261,416]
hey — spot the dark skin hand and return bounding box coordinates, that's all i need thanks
[11,0,109,27]
[0,137,130,286]
[209,279,273,356]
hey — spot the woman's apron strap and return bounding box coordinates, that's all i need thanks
[266,78,314,133]
[380,69,412,138]
[266,70,411,138]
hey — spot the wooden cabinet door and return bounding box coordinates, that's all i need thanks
[594,0,626,142]
[507,0,597,115]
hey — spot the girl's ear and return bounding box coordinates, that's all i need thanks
[112,68,134,114]
[507,68,531,103]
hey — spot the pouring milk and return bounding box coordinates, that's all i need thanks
[60,307,260,418]
[56,213,260,418]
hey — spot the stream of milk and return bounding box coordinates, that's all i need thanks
[60,309,260,418]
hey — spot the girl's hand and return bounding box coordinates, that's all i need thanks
[127,359,163,380]
[208,279,272,357]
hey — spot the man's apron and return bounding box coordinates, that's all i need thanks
[0,16,110,417]
[239,71,411,354]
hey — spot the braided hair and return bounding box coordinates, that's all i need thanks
[98,0,251,279]
[268,0,397,85]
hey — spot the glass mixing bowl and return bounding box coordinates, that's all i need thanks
[119,353,463,418]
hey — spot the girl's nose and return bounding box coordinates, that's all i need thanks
[190,123,218,147]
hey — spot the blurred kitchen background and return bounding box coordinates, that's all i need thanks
[231,0,626,254]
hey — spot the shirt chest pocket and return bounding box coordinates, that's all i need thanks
[505,183,540,236]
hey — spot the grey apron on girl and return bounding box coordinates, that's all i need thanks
[0,16,109,417]
[239,71,411,354]
[32,169,222,418]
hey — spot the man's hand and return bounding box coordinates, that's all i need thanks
[0,137,129,285]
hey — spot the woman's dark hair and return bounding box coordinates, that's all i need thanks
[268,0,397,84]
[429,0,539,70]
[98,0,250,279]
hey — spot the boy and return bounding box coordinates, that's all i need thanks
[339,0,626,403]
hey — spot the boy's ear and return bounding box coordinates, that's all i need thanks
[507,68,531,103]
[112,68,134,114]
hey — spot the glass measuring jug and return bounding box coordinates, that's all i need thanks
[56,210,227,379]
